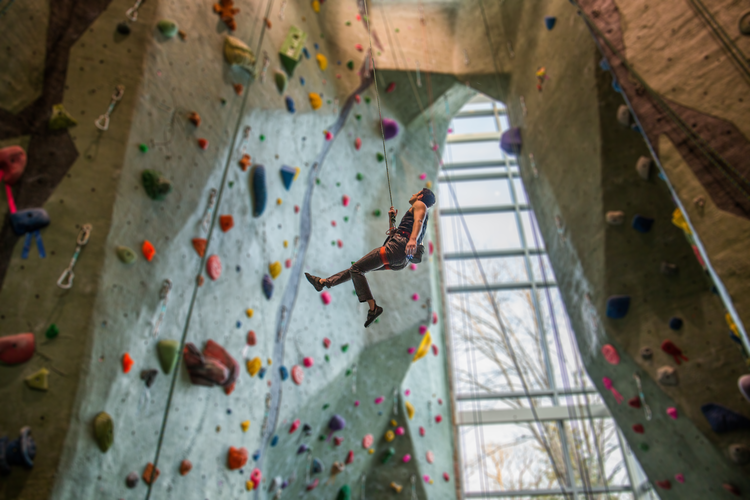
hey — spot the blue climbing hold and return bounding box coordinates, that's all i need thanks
[10,209,50,236]
[251,165,267,217]
[500,127,522,156]
[632,124,642,133]
[263,274,274,300]
[669,317,683,331]
[701,404,750,434]
[252,449,261,461]
[280,366,289,381]
[544,16,556,30]
[271,435,279,447]
[285,96,296,114]
[300,77,305,85]
[303,47,310,59]
[311,458,324,474]
[632,215,654,233]
[599,58,610,71]
[297,444,309,454]
[313,43,319,50]
[606,295,631,319]
[0,427,36,474]
[258,367,267,379]
[280,165,296,191]
[612,79,622,93]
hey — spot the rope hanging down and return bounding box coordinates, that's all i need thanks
[362,0,396,228]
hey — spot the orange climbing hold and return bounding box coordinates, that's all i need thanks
[213,0,239,31]
[188,112,201,127]
[143,463,160,485]
[227,446,249,470]
[192,238,207,258]
[122,353,134,373]
[239,154,251,171]
[142,240,156,261]
[233,83,244,95]
[197,138,209,150]
[179,459,192,475]
[219,215,234,232]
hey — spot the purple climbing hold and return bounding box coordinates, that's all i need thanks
[382,118,399,140]
[251,165,267,217]
[606,295,630,319]
[631,215,654,233]
[701,403,750,434]
[500,127,522,155]
[297,444,309,454]
[263,274,273,300]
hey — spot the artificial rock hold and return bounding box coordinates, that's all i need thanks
[309,93,322,110]
[247,357,262,376]
[405,400,415,419]
[116,246,137,264]
[24,368,49,391]
[0,145,26,185]
[269,261,282,279]
[280,165,297,190]
[729,444,750,465]
[291,365,304,385]
[49,104,77,130]
[606,295,630,319]
[93,412,114,453]
[224,36,256,73]
[157,20,178,38]
[140,369,157,388]
[337,484,351,500]
[616,105,631,126]
[0,333,35,365]
[274,71,288,93]
[701,404,750,434]
[605,211,624,225]
[251,165,267,217]
[635,156,652,180]
[143,463,160,484]
[219,215,234,232]
[180,459,192,475]
[657,366,679,386]
[10,208,50,236]
[632,215,654,233]
[142,170,172,200]
[228,446,249,469]
[207,255,222,280]
[126,471,139,488]
[157,340,180,374]
[192,238,207,258]
[183,340,239,394]
[262,274,274,299]
[382,118,399,140]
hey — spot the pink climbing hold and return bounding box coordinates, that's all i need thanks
[412,293,419,301]
[291,365,304,385]
[667,407,678,419]
[419,173,427,180]
[325,131,333,141]
[323,338,331,348]
[285,258,292,268]
[675,473,685,483]
[433,312,438,324]
[294,205,300,213]
[206,255,222,280]
[395,427,404,436]
[346,450,354,464]
[423,475,430,483]
[306,479,319,491]
[419,426,425,436]
[321,291,332,305]
[602,377,624,404]
[410,263,417,270]
[303,357,314,368]
[250,468,262,489]
[246,330,257,345]
[404,389,411,396]
[419,325,427,335]
[342,195,350,207]
[435,415,442,423]
[601,344,620,365]
[374,396,384,404]
[362,434,373,448]
[402,454,411,463]
[354,43,363,51]
[331,220,337,227]
[431,143,439,151]
[354,95,361,103]
[426,451,434,463]
[354,400,360,407]
[408,347,416,354]
[354,138,362,151]
[337,240,343,248]
[0,332,35,365]
[432,344,439,356]
[289,419,300,433]
[429,241,434,255]
[443,472,450,482]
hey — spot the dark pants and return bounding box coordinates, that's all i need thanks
[326,234,409,302]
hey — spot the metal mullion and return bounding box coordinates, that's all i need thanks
[438,171,519,183]
[443,249,544,260]
[446,132,503,144]
[454,108,507,119]
[440,204,529,216]
[615,427,641,500]
[447,282,558,294]
[442,159,517,171]
[457,388,598,401]
[464,485,633,498]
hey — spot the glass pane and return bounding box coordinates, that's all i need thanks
[459,101,494,113]
[440,213,521,253]
[512,177,529,204]
[563,419,631,489]
[438,179,512,208]
[444,257,529,287]
[519,211,546,250]
[498,114,511,133]
[443,141,504,163]
[450,116,498,134]
[457,397,558,412]
[528,253,554,283]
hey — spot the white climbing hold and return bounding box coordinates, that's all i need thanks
[605,211,625,225]
[635,156,652,180]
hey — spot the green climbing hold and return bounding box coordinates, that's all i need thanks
[319,434,326,441]
[344,216,349,222]
[331,241,335,246]
[45,323,60,339]
[355,114,361,121]
[141,170,172,200]
[337,485,351,500]
[25,367,49,391]
[327,100,332,105]
[93,411,114,453]
[49,104,77,130]
[376,153,384,162]
[116,246,137,264]
[381,447,395,464]
[356,173,363,180]
[325,355,330,362]
[157,340,180,374]
[345,21,351,26]
[323,404,329,409]
[639,443,649,452]
[139,144,148,153]
[228,181,234,188]
[341,344,349,352]
[221,98,227,105]
[260,135,265,141]
[395,28,400,33]
[274,71,288,94]
[316,178,321,185]
[157,19,179,38]
[345,369,351,376]
[364,97,371,104]
[336,182,341,187]
[346,60,354,70]
[373,209,382,217]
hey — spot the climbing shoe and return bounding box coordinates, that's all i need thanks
[364,305,383,328]
[305,273,325,292]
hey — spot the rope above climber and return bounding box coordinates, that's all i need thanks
[305,188,435,327]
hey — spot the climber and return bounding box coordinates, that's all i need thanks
[305,188,436,327]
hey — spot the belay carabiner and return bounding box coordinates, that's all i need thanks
[57,224,92,289]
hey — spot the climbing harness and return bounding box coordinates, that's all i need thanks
[361,0,395,230]
[125,0,145,21]
[151,279,173,337]
[95,85,125,131]
[57,224,92,289]
[633,373,652,421]
[201,188,218,233]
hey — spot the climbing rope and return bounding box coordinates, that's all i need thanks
[362,0,396,228]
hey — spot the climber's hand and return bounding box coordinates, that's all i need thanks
[388,207,397,221]
[406,238,417,257]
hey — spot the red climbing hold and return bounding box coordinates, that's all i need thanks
[723,484,741,496]
[239,154,251,171]
[325,131,333,141]
[346,450,354,464]
[661,340,688,364]
[435,415,442,423]
[0,333,35,365]
[342,195,350,207]
[433,311,438,324]
[632,424,644,434]
[354,95,361,103]
[227,446,248,470]
[285,259,292,268]
[207,255,222,280]
[143,463,160,485]
[355,43,363,51]
[656,480,671,490]
[219,215,234,232]
[294,205,300,213]
[628,396,641,409]
[247,331,257,346]
[337,240,343,248]
[419,426,425,436]
[303,357,314,368]
[386,82,396,93]
[122,353,134,373]
[179,459,192,475]
[601,344,620,365]
[292,365,304,385]
[188,112,201,127]
[432,344,438,356]
[354,138,362,150]
[197,138,209,150]
[233,83,244,95]
[306,479,319,490]
[142,240,156,261]
[333,436,343,446]
[323,338,331,348]
[289,419,300,433]
[443,472,450,482]
[192,238,207,258]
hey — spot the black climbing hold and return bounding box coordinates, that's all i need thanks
[639,347,653,360]
[117,22,131,35]
[141,170,172,200]
[729,444,750,465]
[140,369,158,388]
[126,471,139,488]
[500,127,522,155]
[271,435,279,447]
[631,215,654,233]
[302,423,312,435]
[312,458,323,473]
[701,403,750,434]
[669,317,683,331]
[10,208,50,236]
[660,262,678,275]
[262,274,273,300]
[251,165,267,217]
[606,295,630,319]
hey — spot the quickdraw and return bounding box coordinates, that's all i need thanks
[57,224,92,289]
[95,85,125,131]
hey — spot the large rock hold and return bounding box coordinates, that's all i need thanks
[49,104,77,131]
[0,333,35,364]
[93,412,114,453]
[0,146,27,185]
[224,36,256,73]
[10,209,50,236]
[251,165,267,217]
[183,340,239,394]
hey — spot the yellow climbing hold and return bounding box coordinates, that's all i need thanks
[368,449,374,454]
[309,93,322,110]
[241,420,250,432]
[294,167,301,180]
[426,181,432,189]
[246,480,255,491]
[247,357,262,377]
[269,261,282,279]
[267,358,272,365]
[405,401,415,420]
[671,208,692,235]
[390,419,397,427]
[316,53,327,71]
[283,240,289,248]
[384,430,395,442]
[390,482,403,493]
[246,308,254,318]
[277,198,283,205]
[311,0,320,13]
[412,331,432,362]
[727,313,740,337]
[25,367,49,391]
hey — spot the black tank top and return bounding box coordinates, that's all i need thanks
[396,209,428,244]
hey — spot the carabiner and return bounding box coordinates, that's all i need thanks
[57,267,75,289]
[77,224,92,246]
